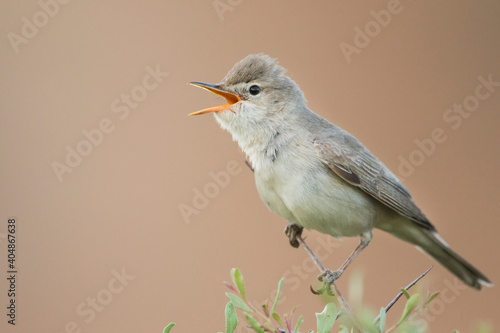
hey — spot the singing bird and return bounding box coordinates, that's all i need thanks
[189,54,491,290]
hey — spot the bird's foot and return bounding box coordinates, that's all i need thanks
[318,269,343,284]
[311,269,343,295]
[310,282,335,296]
[284,223,303,248]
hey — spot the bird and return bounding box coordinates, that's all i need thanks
[188,53,491,290]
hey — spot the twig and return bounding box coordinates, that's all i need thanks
[295,235,366,333]
[373,266,433,324]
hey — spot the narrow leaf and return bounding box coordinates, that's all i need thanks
[424,292,440,307]
[271,278,284,314]
[224,281,238,294]
[262,300,269,317]
[272,312,284,328]
[378,307,386,333]
[294,316,304,333]
[244,313,265,333]
[400,288,411,300]
[163,322,175,333]
[225,302,238,333]
[316,303,337,333]
[226,292,253,312]
[231,268,246,300]
[290,305,297,319]
[398,294,421,326]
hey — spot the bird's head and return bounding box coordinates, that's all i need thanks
[189,54,305,136]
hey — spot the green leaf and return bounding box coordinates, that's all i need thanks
[271,278,284,315]
[294,315,304,333]
[262,300,269,317]
[272,312,284,328]
[244,313,265,333]
[400,288,411,300]
[225,302,238,333]
[423,292,440,307]
[398,294,421,326]
[163,322,175,333]
[378,307,386,333]
[339,324,350,333]
[316,303,337,333]
[473,323,494,333]
[231,268,246,301]
[226,292,253,312]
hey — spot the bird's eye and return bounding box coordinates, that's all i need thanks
[249,85,260,95]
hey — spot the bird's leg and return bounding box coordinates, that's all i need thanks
[286,227,372,295]
[285,224,333,294]
[284,223,303,248]
[294,234,365,331]
[293,232,327,271]
[290,232,333,294]
[318,231,372,284]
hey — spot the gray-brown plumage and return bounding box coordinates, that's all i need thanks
[189,54,491,290]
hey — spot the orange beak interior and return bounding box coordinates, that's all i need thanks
[188,82,241,116]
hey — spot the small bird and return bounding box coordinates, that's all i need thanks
[189,54,491,290]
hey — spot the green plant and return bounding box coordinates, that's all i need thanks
[163,268,493,333]
[220,268,440,333]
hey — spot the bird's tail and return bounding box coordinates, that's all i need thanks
[383,222,492,290]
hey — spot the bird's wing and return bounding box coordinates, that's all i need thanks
[314,135,435,231]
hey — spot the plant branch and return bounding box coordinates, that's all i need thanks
[373,265,433,324]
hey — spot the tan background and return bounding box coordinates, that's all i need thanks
[1,1,499,332]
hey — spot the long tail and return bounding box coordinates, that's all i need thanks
[383,221,492,290]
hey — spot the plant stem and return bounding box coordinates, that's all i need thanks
[374,266,433,324]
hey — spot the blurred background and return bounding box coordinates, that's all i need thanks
[1,1,499,332]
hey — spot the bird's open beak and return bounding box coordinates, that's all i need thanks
[188,82,241,116]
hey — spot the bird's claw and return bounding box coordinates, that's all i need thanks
[310,283,335,296]
[284,224,303,248]
[310,269,343,295]
[318,269,343,284]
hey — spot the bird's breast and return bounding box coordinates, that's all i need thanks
[254,148,377,238]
